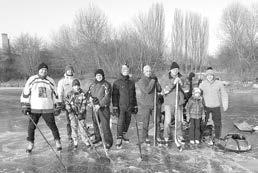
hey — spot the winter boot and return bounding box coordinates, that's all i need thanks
[26,141,34,153]
[55,140,62,151]
[116,138,122,149]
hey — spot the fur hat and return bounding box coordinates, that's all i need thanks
[38,63,48,71]
[170,62,179,70]
[72,79,80,87]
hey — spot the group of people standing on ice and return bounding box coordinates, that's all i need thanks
[20,61,228,153]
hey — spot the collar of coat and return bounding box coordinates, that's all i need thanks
[120,74,130,81]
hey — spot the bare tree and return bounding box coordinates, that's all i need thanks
[221,2,257,76]
[12,33,43,76]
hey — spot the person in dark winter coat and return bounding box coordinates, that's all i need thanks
[138,65,162,145]
[112,64,138,148]
[20,63,62,153]
[87,69,113,149]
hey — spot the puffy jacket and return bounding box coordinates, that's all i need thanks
[20,75,58,113]
[65,88,87,117]
[159,72,186,106]
[88,80,111,107]
[199,79,228,110]
[185,97,205,119]
[57,74,74,102]
[138,75,162,107]
[112,74,137,109]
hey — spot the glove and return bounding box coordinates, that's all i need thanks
[56,102,65,110]
[113,107,119,117]
[92,97,100,105]
[22,107,31,115]
[151,75,158,82]
[188,72,195,81]
[21,102,31,115]
[173,77,182,85]
[131,106,138,114]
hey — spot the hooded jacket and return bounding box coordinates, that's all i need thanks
[112,74,137,109]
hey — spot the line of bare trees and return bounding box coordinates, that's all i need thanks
[1,2,210,80]
[216,2,258,77]
[170,9,209,74]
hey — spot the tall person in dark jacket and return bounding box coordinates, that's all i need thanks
[138,65,162,145]
[88,69,113,149]
[112,64,138,148]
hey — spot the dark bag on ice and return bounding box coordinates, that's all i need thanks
[221,133,252,152]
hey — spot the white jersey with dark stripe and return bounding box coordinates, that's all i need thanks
[20,75,58,113]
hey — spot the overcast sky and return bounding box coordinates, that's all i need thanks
[0,0,255,55]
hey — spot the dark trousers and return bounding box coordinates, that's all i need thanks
[141,105,161,141]
[65,110,72,139]
[92,107,113,146]
[189,118,201,141]
[204,107,222,139]
[117,108,131,138]
[27,113,60,142]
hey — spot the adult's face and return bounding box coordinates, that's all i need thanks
[143,66,152,78]
[66,69,73,76]
[96,74,103,82]
[206,74,214,82]
[170,68,179,76]
[121,66,129,76]
[38,68,48,77]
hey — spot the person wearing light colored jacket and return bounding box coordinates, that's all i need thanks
[199,67,228,143]
[20,63,62,153]
[57,65,75,142]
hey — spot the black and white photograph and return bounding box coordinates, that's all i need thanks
[0,0,257,172]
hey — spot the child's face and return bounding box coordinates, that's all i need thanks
[73,85,80,92]
[193,92,201,98]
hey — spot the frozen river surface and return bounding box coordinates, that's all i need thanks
[0,89,258,173]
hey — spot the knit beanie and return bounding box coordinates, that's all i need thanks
[38,63,48,71]
[65,65,74,73]
[170,62,179,70]
[95,69,105,78]
[72,79,80,87]
[192,87,201,94]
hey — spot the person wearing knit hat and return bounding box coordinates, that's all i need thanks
[65,65,75,76]
[159,61,186,147]
[199,67,228,144]
[87,69,113,149]
[57,65,76,143]
[95,69,105,81]
[38,63,48,79]
[65,78,90,148]
[21,63,62,153]
[112,64,138,149]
